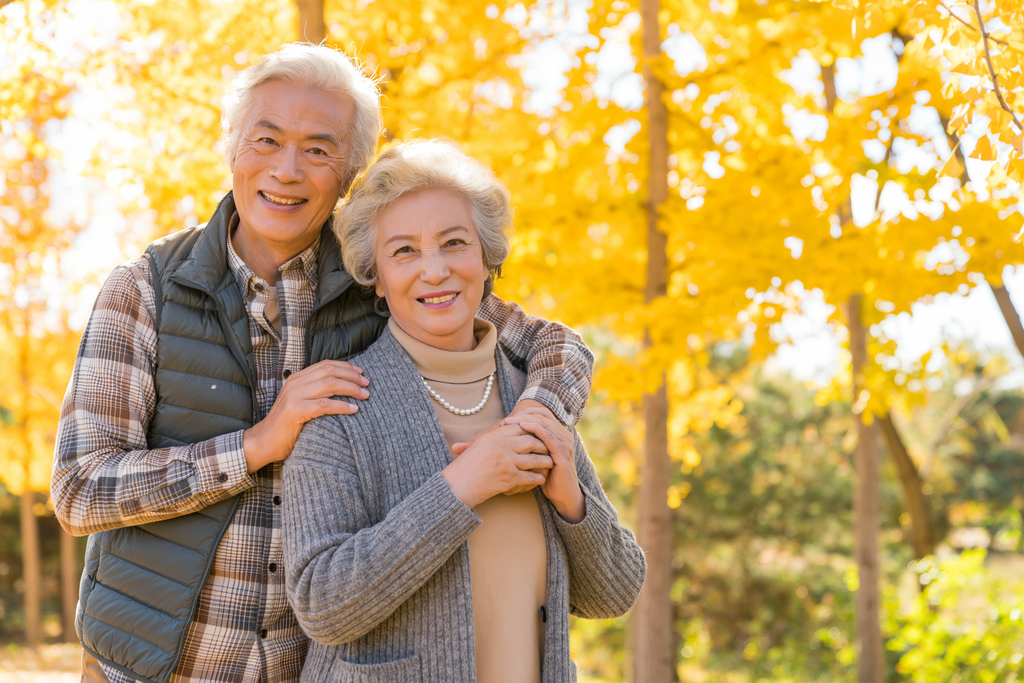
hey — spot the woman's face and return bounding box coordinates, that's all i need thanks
[374,188,489,352]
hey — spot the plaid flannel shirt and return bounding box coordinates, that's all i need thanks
[53,216,594,683]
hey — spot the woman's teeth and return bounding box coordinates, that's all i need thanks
[260,191,305,205]
[421,294,457,304]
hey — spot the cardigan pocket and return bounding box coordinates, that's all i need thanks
[327,652,423,683]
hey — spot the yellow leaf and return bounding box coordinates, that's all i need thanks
[969,136,993,160]
[937,154,965,179]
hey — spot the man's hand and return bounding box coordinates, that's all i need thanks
[504,408,585,523]
[242,360,369,472]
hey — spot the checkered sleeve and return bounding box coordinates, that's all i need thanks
[477,294,595,426]
[51,258,255,537]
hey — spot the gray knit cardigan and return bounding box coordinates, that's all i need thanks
[283,328,645,682]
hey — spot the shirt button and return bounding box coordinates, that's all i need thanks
[268,563,277,573]
[217,473,228,483]
[283,369,292,379]
[259,629,268,639]
[273,495,282,506]
[254,282,264,293]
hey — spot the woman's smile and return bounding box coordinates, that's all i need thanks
[418,292,459,307]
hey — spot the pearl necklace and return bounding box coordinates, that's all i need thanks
[421,372,495,416]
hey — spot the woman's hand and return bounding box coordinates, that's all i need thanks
[442,424,553,509]
[504,408,586,523]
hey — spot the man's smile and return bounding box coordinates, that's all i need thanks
[259,190,306,206]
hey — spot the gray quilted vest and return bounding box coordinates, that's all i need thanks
[76,192,385,683]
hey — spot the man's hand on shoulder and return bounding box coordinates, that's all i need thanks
[242,360,370,472]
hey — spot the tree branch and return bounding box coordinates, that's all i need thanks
[972,0,1023,133]
[879,412,935,559]
[936,0,1008,45]
[992,280,1024,357]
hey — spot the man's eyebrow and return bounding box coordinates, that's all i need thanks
[307,132,341,147]
[253,119,283,133]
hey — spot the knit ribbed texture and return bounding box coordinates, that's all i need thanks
[283,328,645,682]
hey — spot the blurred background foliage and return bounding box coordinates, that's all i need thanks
[3,0,1024,680]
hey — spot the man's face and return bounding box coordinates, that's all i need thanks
[231,79,354,258]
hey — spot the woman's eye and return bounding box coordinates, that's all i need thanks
[444,238,467,247]
[393,246,413,255]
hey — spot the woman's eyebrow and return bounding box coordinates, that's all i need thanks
[436,225,470,237]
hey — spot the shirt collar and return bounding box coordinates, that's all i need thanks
[225,212,321,292]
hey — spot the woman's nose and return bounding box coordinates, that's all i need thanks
[420,250,451,283]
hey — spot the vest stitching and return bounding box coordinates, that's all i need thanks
[100,552,195,590]
[87,579,188,624]
[152,402,252,423]
[155,366,250,389]
[157,332,231,348]
[136,525,217,551]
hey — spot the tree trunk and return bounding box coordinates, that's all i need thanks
[879,413,934,559]
[60,526,79,641]
[848,295,884,683]
[295,0,326,43]
[632,0,674,681]
[992,281,1024,358]
[20,490,41,648]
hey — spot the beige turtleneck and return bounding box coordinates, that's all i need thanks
[389,317,547,683]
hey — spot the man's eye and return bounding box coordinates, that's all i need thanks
[257,137,277,145]
[310,147,328,156]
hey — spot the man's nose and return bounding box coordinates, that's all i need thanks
[269,146,303,183]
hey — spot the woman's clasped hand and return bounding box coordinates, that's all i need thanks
[441,422,553,510]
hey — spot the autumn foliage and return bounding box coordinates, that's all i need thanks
[2,0,1024,679]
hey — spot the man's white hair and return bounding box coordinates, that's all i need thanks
[221,43,382,188]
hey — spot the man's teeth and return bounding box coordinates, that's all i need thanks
[422,294,457,304]
[260,191,304,205]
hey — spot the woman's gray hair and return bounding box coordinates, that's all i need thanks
[336,139,513,295]
[221,43,382,188]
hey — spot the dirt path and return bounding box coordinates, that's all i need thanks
[0,643,81,682]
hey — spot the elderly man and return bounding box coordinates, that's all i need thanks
[52,43,594,683]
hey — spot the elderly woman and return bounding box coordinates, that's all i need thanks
[282,139,645,682]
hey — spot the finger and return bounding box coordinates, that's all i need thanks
[302,396,359,419]
[514,453,553,471]
[504,482,541,496]
[516,421,563,460]
[298,361,370,388]
[296,359,367,382]
[300,375,370,400]
[511,435,549,455]
[501,410,556,428]
[451,442,469,456]
[515,471,547,488]
[522,420,573,461]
